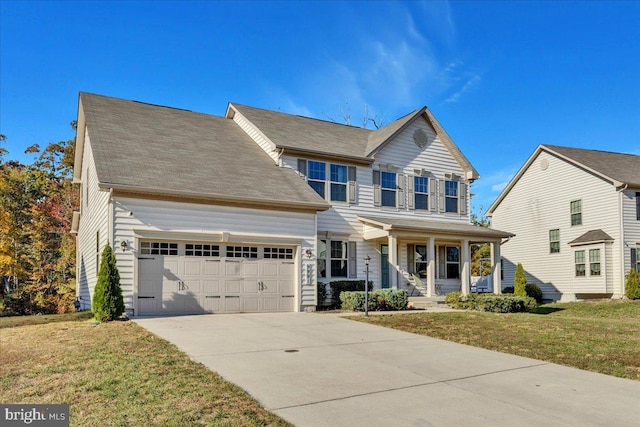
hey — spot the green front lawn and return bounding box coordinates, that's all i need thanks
[352,300,640,381]
[0,313,290,426]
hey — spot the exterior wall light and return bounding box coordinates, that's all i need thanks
[120,240,128,252]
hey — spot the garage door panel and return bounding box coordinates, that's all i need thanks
[225,261,242,276]
[203,295,221,312]
[203,260,221,275]
[225,279,242,293]
[243,280,260,294]
[225,296,240,312]
[280,295,295,312]
[261,280,278,294]
[278,280,294,293]
[183,260,202,275]
[262,296,279,311]
[262,263,279,277]
[203,280,221,294]
[243,262,259,276]
[242,296,259,312]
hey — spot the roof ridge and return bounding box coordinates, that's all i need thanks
[230,102,371,131]
[543,144,640,158]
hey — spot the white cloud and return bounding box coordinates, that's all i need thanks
[444,73,481,104]
[491,181,509,192]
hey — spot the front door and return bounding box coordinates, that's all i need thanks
[381,244,389,288]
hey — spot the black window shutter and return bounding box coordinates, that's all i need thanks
[297,159,307,177]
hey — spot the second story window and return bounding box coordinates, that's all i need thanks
[414,176,429,210]
[381,171,397,207]
[445,181,459,213]
[549,229,560,253]
[570,200,582,226]
[308,160,326,198]
[330,164,347,202]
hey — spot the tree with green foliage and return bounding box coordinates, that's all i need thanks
[92,243,124,321]
[625,269,640,300]
[514,263,527,297]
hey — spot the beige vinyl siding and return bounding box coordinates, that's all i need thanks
[622,189,640,276]
[112,197,317,311]
[231,110,279,163]
[491,151,622,300]
[76,130,110,310]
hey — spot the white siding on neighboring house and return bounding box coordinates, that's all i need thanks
[231,110,279,163]
[490,151,622,300]
[112,197,317,312]
[622,189,640,275]
[76,130,110,310]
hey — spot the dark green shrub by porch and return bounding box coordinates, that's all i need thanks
[92,243,125,321]
[525,283,543,303]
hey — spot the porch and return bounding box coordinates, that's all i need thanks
[358,215,514,297]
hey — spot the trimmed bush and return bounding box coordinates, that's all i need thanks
[477,295,537,313]
[92,243,125,322]
[340,289,408,311]
[445,292,536,313]
[502,286,514,294]
[329,280,373,309]
[514,263,527,297]
[626,269,640,300]
[525,283,543,303]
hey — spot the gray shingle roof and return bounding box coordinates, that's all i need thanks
[544,145,640,187]
[79,92,328,211]
[568,229,614,246]
[230,103,372,161]
[358,215,514,239]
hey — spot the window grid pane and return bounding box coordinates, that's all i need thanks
[330,164,347,183]
[185,243,219,257]
[415,194,428,210]
[445,181,458,197]
[381,190,396,207]
[381,172,396,189]
[414,176,428,193]
[308,161,326,180]
[330,183,347,202]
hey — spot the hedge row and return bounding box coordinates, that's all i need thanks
[318,280,373,309]
[340,289,408,311]
[445,292,537,313]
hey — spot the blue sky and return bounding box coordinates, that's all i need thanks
[1,1,638,215]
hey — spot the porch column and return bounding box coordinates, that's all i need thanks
[461,239,470,295]
[491,241,502,294]
[388,234,398,289]
[427,237,435,297]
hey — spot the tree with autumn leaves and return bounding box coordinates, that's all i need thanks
[0,124,78,315]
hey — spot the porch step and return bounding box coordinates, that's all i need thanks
[407,296,446,310]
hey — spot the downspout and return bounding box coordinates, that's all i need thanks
[277,147,285,167]
[108,188,114,245]
[618,184,628,298]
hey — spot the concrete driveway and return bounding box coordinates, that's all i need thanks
[135,313,640,427]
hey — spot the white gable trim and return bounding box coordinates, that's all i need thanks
[72,95,86,184]
[225,103,278,153]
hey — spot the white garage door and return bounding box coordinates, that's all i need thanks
[137,242,296,316]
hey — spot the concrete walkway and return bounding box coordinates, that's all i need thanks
[135,312,640,427]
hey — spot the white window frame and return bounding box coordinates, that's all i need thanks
[414,176,429,210]
[414,244,428,278]
[317,240,327,278]
[589,248,601,276]
[381,171,397,208]
[444,180,459,213]
[329,163,348,202]
[549,229,560,254]
[575,250,586,277]
[570,200,582,226]
[307,160,326,199]
[329,240,349,278]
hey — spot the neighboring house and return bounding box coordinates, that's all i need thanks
[72,92,511,316]
[487,145,640,301]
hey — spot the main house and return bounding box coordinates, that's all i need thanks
[487,145,640,301]
[72,92,512,316]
